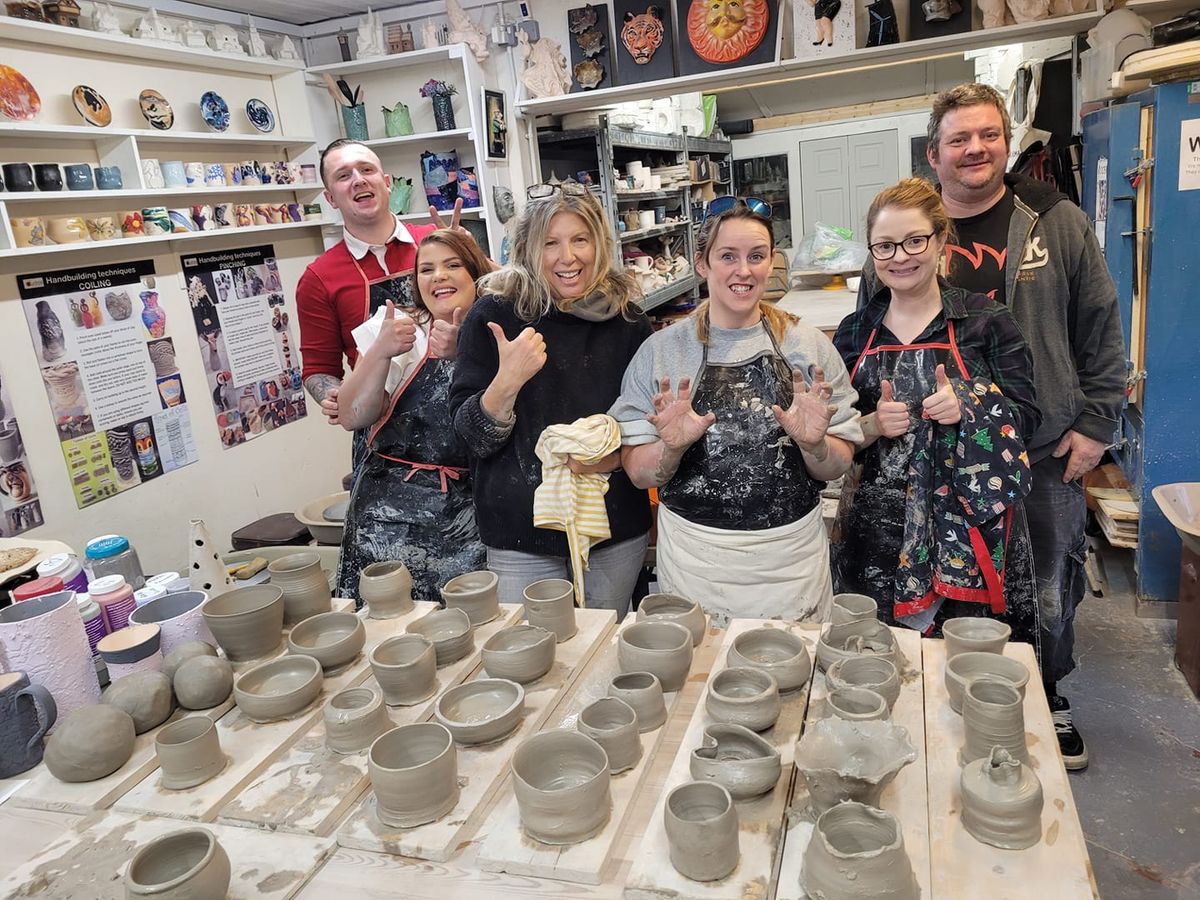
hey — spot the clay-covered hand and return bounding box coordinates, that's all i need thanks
[648,376,715,451]
[1052,429,1107,482]
[567,449,622,475]
[772,367,836,453]
[875,379,911,438]
[320,387,340,425]
[489,322,547,391]
[921,364,960,425]
[374,300,418,359]
[429,306,466,360]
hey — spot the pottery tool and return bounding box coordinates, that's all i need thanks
[229,557,268,580]
[321,73,351,107]
[336,77,358,106]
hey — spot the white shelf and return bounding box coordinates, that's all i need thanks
[307,44,465,76]
[363,129,474,149]
[1,122,317,146]
[1,184,323,203]
[6,219,331,258]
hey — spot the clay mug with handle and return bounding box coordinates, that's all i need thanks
[0,672,57,778]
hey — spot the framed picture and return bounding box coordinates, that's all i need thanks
[483,88,507,161]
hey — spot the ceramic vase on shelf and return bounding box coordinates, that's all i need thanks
[188,518,234,598]
[389,178,413,215]
[342,104,369,141]
[431,94,455,131]
[382,102,414,137]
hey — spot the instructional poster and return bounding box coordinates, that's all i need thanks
[16,260,200,509]
[0,365,44,535]
[181,244,307,448]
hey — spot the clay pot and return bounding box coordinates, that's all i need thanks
[406,608,474,667]
[368,722,459,827]
[726,627,811,692]
[129,591,215,657]
[608,671,667,733]
[434,678,525,744]
[826,655,901,711]
[324,686,392,754]
[960,677,1029,765]
[523,578,578,642]
[705,667,781,732]
[635,593,706,647]
[578,697,642,773]
[287,610,366,672]
[689,723,781,800]
[155,716,225,790]
[944,652,1029,714]
[827,687,889,722]
[201,585,284,662]
[268,552,333,627]
[44,705,136,782]
[0,590,101,719]
[125,827,231,899]
[358,561,414,619]
[369,634,437,706]
[511,729,612,844]
[0,672,57,778]
[943,617,1012,658]
[793,718,918,816]
[617,621,693,692]
[160,640,216,683]
[664,782,739,882]
[801,801,919,900]
[173,656,234,710]
[441,570,500,626]
[99,624,163,681]
[830,592,878,625]
[482,625,555,683]
[233,655,323,723]
[960,746,1044,850]
[815,619,898,673]
[102,671,174,734]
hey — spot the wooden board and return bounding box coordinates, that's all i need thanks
[923,639,1097,900]
[623,619,818,900]
[335,608,617,863]
[0,807,80,882]
[774,627,930,900]
[0,810,334,900]
[215,604,524,836]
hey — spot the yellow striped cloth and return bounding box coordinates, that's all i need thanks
[533,414,622,609]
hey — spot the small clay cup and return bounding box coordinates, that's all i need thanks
[369,722,459,827]
[287,610,366,672]
[130,591,215,657]
[636,593,706,647]
[664,782,739,882]
[201,585,284,662]
[125,827,231,899]
[44,705,136,783]
[826,655,901,711]
[944,651,1029,714]
[358,561,414,619]
[830,592,878,625]
[511,729,611,844]
[482,625,555,683]
[102,671,174,734]
[268,552,333,626]
[960,677,1029,765]
[155,716,225,790]
[705,666,781,732]
[522,578,577,642]
[943,617,1012,658]
[324,686,392,754]
[173,655,234,710]
[618,621,693,692]
[578,697,642,773]
[689,723,781,800]
[233,655,323,723]
[801,802,919,900]
[608,671,667,733]
[406,608,474,667]
[827,686,889,722]
[369,634,437,706]
[434,678,525,744]
[726,627,811,692]
[815,619,899,673]
[441,570,500,625]
[98,624,163,680]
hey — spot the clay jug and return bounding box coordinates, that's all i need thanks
[188,518,234,598]
[801,801,919,900]
[960,746,1044,849]
[268,552,332,626]
[960,676,1029,765]
[359,561,413,619]
[0,590,100,721]
[523,578,577,642]
[0,672,56,778]
[664,782,739,882]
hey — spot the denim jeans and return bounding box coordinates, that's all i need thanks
[486,533,650,619]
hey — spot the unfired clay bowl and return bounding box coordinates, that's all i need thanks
[726,627,812,692]
[943,617,1012,658]
[406,607,474,667]
[827,686,889,722]
[287,611,366,672]
[440,570,500,626]
[801,801,919,900]
[793,717,918,816]
[617,621,693,693]
[359,561,414,619]
[324,686,392,754]
[369,634,437,706]
[830,592,878,625]
[826,655,901,711]
[511,729,612,845]
[369,722,459,827]
[233,655,323,723]
[434,678,525,744]
[482,625,556,684]
[577,697,641,773]
[689,723,782,800]
[705,666,781,732]
[608,671,667,733]
[523,578,577,642]
[125,827,231,899]
[944,651,1029,714]
[815,619,898,672]
[201,584,284,662]
[636,593,706,647]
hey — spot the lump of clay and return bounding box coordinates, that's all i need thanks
[161,640,217,682]
[174,655,233,710]
[102,671,174,734]
[44,705,136,782]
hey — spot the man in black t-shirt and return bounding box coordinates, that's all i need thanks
[945,188,1014,303]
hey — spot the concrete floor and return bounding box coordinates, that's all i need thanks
[1066,545,1200,898]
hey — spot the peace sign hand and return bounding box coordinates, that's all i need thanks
[772,366,836,453]
[428,198,467,235]
[648,376,715,451]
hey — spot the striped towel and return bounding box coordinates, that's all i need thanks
[533,414,622,609]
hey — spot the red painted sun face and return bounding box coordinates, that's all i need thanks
[687,0,769,62]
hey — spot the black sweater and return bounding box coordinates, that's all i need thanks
[450,295,653,555]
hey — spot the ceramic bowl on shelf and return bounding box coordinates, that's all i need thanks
[199,90,230,132]
[138,88,174,130]
[71,84,111,127]
[245,98,275,133]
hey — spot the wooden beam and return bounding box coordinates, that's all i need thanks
[753,94,938,132]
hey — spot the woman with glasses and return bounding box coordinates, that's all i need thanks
[449,182,653,614]
[611,198,862,624]
[832,177,1041,645]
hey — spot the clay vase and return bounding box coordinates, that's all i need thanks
[826,655,901,711]
[102,671,174,734]
[793,718,918,816]
[944,652,1029,714]
[801,801,920,900]
[155,716,225,790]
[0,590,101,720]
[617,621,693,693]
[816,619,898,673]
[268,552,333,627]
[173,656,234,710]
[608,671,667,733]
[705,667,781,732]
[664,782,739,882]
[960,746,1044,850]
[481,625,556,684]
[726,627,812,692]
[960,677,1029,765]
[201,584,285,662]
[44,705,136,782]
[188,518,234,598]
[233,655,323,723]
[522,579,577,642]
[160,641,216,683]
[369,634,438,706]
[358,561,414,619]
[511,729,611,844]
[830,592,878,625]
[943,617,1012,658]
[324,686,392,754]
[440,570,500,626]
[689,723,781,800]
[369,722,460,827]
[98,624,164,681]
[406,608,474,667]
[0,672,57,778]
[578,697,642,773]
[435,678,525,744]
[827,687,889,722]
[635,593,706,647]
[125,827,231,899]
[129,591,215,657]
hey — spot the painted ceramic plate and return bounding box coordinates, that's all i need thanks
[0,64,40,121]
[138,89,174,130]
[245,98,275,133]
[72,84,112,127]
[199,90,230,132]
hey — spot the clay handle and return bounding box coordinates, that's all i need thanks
[16,684,57,749]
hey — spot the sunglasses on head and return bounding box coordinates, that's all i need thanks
[527,182,591,200]
[703,195,772,223]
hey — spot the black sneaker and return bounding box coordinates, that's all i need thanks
[1049,694,1089,771]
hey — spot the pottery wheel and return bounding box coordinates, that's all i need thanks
[323,499,349,522]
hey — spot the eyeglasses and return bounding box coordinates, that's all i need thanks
[527,182,591,200]
[703,195,772,223]
[868,233,936,261]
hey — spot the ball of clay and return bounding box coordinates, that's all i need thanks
[44,705,136,783]
[174,656,234,710]
[102,671,175,734]
[161,640,218,682]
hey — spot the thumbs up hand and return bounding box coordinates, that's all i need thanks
[489,322,547,392]
[921,364,961,426]
[429,305,466,360]
[875,378,911,438]
[374,300,418,359]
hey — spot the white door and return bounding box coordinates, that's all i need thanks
[799,130,899,241]
[848,131,899,238]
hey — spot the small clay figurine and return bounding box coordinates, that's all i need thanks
[421,18,440,49]
[808,0,841,46]
[178,20,208,48]
[92,1,121,34]
[274,35,300,60]
[209,23,244,54]
[41,0,81,28]
[247,18,268,57]
[447,0,489,61]
[517,31,571,99]
[356,7,385,58]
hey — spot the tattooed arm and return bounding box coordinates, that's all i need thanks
[304,373,344,426]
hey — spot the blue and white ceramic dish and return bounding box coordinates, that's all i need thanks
[199,91,230,132]
[245,98,275,133]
